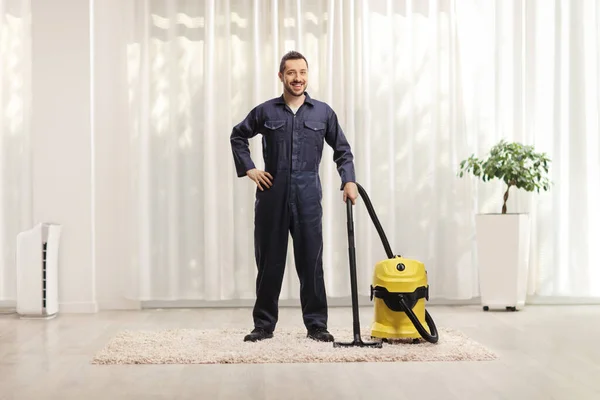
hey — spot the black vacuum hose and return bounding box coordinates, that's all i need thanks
[355,183,395,259]
[399,298,439,343]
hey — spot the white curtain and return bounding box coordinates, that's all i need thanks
[0,0,31,304]
[120,0,600,303]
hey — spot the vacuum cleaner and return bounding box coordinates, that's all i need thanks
[333,182,439,348]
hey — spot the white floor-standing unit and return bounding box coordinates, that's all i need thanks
[476,214,530,311]
[16,223,62,319]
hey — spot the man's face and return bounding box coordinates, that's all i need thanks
[279,58,308,97]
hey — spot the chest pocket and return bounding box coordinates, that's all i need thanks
[263,120,287,169]
[264,120,286,142]
[265,120,285,130]
[303,120,326,143]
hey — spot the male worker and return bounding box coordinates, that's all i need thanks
[230,51,358,343]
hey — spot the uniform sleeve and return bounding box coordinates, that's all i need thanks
[324,108,356,190]
[230,107,259,177]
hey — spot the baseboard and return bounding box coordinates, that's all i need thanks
[141,295,600,309]
[97,299,142,311]
[142,297,365,309]
[526,295,600,305]
[3,301,99,314]
[59,301,99,313]
[11,296,600,313]
[141,296,483,309]
[427,297,482,306]
[0,300,16,316]
[0,300,16,308]
[142,298,298,309]
[21,297,600,313]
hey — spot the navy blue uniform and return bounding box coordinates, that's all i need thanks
[230,92,355,332]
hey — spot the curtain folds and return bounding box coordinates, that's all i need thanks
[0,0,31,303]
[119,0,599,302]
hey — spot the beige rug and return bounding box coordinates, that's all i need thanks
[91,327,497,365]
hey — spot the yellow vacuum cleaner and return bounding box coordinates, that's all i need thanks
[333,183,438,348]
[370,256,438,343]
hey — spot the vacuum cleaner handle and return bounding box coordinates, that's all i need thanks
[354,183,395,259]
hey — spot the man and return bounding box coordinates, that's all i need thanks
[230,51,358,343]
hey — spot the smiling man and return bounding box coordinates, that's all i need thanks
[230,51,358,343]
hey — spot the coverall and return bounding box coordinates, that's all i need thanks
[230,92,355,332]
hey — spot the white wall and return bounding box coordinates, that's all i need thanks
[31,0,97,313]
[30,0,139,312]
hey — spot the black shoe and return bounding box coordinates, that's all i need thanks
[243,328,273,342]
[307,327,334,342]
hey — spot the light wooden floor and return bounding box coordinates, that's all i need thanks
[1,305,599,400]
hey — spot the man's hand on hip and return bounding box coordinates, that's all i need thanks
[247,168,273,191]
[343,182,358,205]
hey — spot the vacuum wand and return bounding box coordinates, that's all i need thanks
[333,196,382,348]
[347,200,361,342]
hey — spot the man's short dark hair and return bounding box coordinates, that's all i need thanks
[279,51,308,74]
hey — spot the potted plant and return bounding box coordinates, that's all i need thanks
[458,140,551,311]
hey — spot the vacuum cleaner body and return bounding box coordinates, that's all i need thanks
[370,256,430,340]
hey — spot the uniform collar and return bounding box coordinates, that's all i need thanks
[276,91,314,106]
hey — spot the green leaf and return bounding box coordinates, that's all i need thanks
[456,140,553,212]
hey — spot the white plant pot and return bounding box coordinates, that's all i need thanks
[476,213,530,311]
